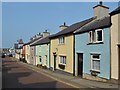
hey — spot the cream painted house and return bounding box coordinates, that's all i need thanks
[25,44,30,63]
[110,6,120,80]
[49,18,95,75]
[24,36,42,64]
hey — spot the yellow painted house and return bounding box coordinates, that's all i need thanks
[49,18,95,75]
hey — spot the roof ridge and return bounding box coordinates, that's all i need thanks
[74,17,97,33]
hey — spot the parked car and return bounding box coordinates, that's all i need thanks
[9,54,13,57]
[1,53,5,58]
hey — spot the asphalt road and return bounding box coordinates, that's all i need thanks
[2,57,75,89]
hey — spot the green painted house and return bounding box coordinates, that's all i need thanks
[31,36,50,68]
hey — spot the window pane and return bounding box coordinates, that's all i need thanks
[89,32,92,42]
[97,30,102,41]
[63,37,64,43]
[62,37,63,43]
[93,55,100,59]
[39,56,41,62]
[60,57,62,63]
[64,57,66,64]
[92,60,100,70]
[92,31,95,42]
[60,56,66,64]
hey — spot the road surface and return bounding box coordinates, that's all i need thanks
[2,57,75,89]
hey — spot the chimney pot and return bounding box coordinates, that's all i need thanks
[64,22,66,26]
[99,1,103,5]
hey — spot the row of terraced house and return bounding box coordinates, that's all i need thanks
[15,2,120,82]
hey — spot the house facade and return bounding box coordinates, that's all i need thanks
[25,44,30,63]
[30,31,50,65]
[15,39,24,60]
[31,36,50,68]
[24,37,41,64]
[49,18,95,75]
[22,45,26,59]
[50,34,74,74]
[74,2,111,81]
[110,6,120,80]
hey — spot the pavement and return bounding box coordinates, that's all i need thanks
[4,57,120,89]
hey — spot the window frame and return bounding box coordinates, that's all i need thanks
[88,31,93,43]
[91,54,100,72]
[95,29,103,43]
[59,56,66,65]
[59,36,65,45]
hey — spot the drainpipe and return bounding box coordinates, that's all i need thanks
[73,34,75,76]
[109,15,112,80]
[48,43,50,69]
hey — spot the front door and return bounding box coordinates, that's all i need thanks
[53,55,56,71]
[77,53,83,76]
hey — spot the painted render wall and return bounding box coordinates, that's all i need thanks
[30,46,36,65]
[36,44,50,68]
[111,14,119,80]
[25,45,30,63]
[75,28,110,79]
[50,35,74,74]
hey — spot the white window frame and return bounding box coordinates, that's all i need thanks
[95,29,103,43]
[59,37,65,44]
[91,54,100,72]
[88,31,93,43]
[59,56,66,65]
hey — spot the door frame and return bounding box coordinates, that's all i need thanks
[77,53,83,76]
[53,52,57,71]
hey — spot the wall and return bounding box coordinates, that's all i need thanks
[50,35,74,74]
[25,45,30,63]
[30,46,36,65]
[111,14,119,80]
[94,6,109,19]
[36,44,50,68]
[75,28,110,79]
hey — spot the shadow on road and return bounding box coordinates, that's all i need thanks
[2,59,58,88]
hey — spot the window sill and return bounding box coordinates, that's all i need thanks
[58,44,65,46]
[59,63,66,65]
[90,70,100,73]
[58,64,66,69]
[87,42,104,45]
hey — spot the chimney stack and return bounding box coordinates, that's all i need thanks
[93,1,109,19]
[59,22,69,31]
[42,30,50,37]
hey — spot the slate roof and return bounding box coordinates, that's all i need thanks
[23,36,42,46]
[110,6,120,16]
[30,36,50,46]
[49,17,96,39]
[74,16,111,34]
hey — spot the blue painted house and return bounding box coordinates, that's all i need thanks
[74,2,111,81]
